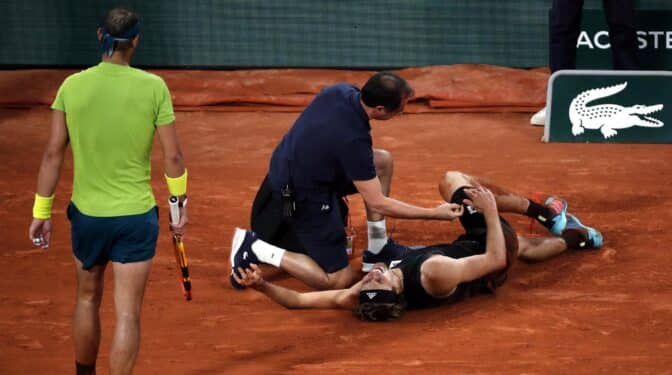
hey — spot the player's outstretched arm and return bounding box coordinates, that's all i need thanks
[233,264,358,310]
[353,177,463,221]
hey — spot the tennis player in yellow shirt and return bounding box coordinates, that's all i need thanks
[28,7,188,375]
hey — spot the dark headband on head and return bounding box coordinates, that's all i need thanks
[359,289,398,305]
[100,20,141,56]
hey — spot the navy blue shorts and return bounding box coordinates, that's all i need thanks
[67,203,159,270]
[251,177,350,274]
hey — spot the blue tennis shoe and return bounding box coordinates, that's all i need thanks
[543,196,569,235]
[229,228,260,289]
[563,213,603,249]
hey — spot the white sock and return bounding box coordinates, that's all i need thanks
[251,239,285,268]
[367,219,388,254]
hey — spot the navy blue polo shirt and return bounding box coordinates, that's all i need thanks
[268,83,376,196]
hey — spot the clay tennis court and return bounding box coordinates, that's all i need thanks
[2,66,671,374]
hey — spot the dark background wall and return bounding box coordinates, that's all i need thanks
[2,0,670,68]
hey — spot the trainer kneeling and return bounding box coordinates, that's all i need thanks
[232,72,463,291]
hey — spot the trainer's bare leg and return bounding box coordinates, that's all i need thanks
[363,149,393,253]
[244,241,355,290]
[279,254,354,290]
[517,235,568,262]
[73,259,106,373]
[366,149,393,221]
[439,171,531,214]
[109,259,152,375]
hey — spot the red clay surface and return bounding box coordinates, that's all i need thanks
[2,82,672,374]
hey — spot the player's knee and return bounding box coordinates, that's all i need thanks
[77,284,104,307]
[77,293,103,308]
[439,171,468,201]
[373,149,393,174]
[517,250,537,263]
[515,237,536,263]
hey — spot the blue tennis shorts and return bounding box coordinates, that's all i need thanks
[67,203,159,270]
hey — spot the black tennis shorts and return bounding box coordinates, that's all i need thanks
[250,176,350,273]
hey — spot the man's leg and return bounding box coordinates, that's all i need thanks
[243,150,394,282]
[232,229,355,290]
[242,151,394,289]
[278,253,354,290]
[550,0,584,73]
[439,171,567,235]
[364,149,393,253]
[367,148,393,220]
[439,171,537,217]
[73,259,106,375]
[516,236,569,262]
[438,171,602,261]
[603,0,640,70]
[245,190,355,289]
[439,171,530,214]
[517,212,604,262]
[517,222,602,261]
[239,188,357,291]
[109,259,152,375]
[358,149,406,272]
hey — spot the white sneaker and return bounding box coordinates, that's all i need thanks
[530,107,546,127]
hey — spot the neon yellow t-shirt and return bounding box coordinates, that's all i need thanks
[51,62,175,217]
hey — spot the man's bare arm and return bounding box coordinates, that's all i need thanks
[421,187,507,296]
[452,209,506,282]
[156,122,188,235]
[155,122,185,178]
[354,177,463,220]
[233,265,358,310]
[35,110,69,196]
[452,187,507,282]
[28,110,69,248]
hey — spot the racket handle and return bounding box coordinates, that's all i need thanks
[169,196,180,224]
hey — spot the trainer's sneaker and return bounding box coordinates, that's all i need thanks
[542,196,569,236]
[530,107,546,126]
[562,213,603,249]
[229,228,260,289]
[362,239,410,272]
